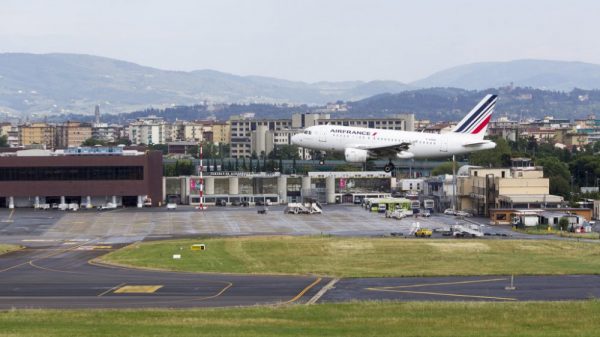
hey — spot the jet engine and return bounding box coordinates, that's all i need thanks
[396,151,414,159]
[344,148,369,162]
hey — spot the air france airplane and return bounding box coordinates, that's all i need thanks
[291,94,498,172]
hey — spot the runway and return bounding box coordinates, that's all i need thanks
[1,241,600,309]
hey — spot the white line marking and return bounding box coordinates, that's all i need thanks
[306,278,339,305]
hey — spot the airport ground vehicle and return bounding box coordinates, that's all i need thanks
[423,199,435,211]
[98,202,117,210]
[414,228,432,237]
[284,202,322,214]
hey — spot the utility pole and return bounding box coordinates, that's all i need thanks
[452,155,457,211]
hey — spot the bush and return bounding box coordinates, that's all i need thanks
[558,217,570,231]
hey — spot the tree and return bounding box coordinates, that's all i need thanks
[431,162,462,176]
[82,137,107,146]
[267,145,300,160]
[559,217,570,231]
[148,144,168,154]
[0,135,8,147]
[468,137,512,167]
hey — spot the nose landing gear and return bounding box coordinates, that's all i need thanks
[383,161,395,173]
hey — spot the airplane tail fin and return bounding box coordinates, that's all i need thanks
[452,94,497,139]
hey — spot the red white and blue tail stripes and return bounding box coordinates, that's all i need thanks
[453,94,497,135]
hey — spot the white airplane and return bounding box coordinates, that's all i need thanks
[291,94,498,172]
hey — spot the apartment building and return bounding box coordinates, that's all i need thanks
[19,123,56,149]
[229,116,292,158]
[55,121,92,148]
[128,116,169,145]
[92,123,123,143]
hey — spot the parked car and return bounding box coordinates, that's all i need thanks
[456,211,472,217]
[241,201,250,207]
[216,199,227,206]
[444,208,457,215]
[231,200,241,206]
[166,203,177,210]
[420,209,431,217]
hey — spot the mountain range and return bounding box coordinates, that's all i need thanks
[2,53,600,117]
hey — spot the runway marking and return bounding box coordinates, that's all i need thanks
[1,240,96,274]
[366,288,517,301]
[76,245,113,250]
[1,209,14,223]
[374,278,508,290]
[97,282,127,297]
[306,278,339,305]
[366,278,516,301]
[284,277,322,304]
[114,285,163,294]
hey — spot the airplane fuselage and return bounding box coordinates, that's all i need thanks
[291,125,495,159]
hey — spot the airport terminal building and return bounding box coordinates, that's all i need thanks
[0,147,163,208]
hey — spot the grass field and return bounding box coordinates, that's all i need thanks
[0,244,20,255]
[100,236,600,277]
[1,301,599,337]
[517,228,600,240]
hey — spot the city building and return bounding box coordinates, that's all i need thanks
[229,115,292,158]
[55,121,92,148]
[457,158,563,217]
[128,116,169,145]
[92,123,123,143]
[19,123,55,149]
[172,121,204,142]
[210,121,231,144]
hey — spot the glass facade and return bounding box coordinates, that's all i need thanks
[0,166,144,181]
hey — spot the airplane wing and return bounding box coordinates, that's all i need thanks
[352,142,412,157]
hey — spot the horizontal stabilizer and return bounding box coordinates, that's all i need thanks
[463,140,493,147]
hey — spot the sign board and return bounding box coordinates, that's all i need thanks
[339,178,346,189]
[172,254,181,259]
[191,244,206,251]
[190,179,202,191]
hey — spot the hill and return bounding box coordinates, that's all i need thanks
[411,59,600,91]
[348,87,600,121]
[0,53,411,116]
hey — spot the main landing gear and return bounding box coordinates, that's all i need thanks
[383,161,395,173]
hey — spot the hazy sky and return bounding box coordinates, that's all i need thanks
[1,0,599,82]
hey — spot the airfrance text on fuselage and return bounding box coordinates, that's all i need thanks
[330,129,372,136]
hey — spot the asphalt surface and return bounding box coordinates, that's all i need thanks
[322,275,600,302]
[0,242,325,309]
[1,206,599,309]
